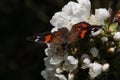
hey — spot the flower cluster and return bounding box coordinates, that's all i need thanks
[41,44,78,80]
[40,0,120,80]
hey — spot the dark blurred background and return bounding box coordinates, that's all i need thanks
[0,0,119,80]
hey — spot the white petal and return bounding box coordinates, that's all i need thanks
[95,8,110,19]
[95,8,110,25]
[77,0,91,18]
[89,62,102,78]
[44,48,53,56]
[44,47,57,57]
[55,74,67,80]
[56,67,64,74]
[62,1,77,16]
[44,58,54,70]
[63,56,78,72]
[62,0,91,24]
[47,43,58,49]
[41,70,48,79]
[41,69,59,80]
[68,73,74,80]
[77,0,91,13]
[77,0,91,6]
[113,32,120,41]
[50,12,69,28]
[90,47,99,57]
[51,27,58,32]
[81,54,91,69]
[83,58,91,65]
[49,55,63,65]
[86,14,97,25]
[81,58,91,69]
[81,54,90,61]
[101,37,108,42]
[67,56,78,65]
[62,1,82,24]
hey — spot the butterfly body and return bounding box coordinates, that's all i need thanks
[28,22,102,46]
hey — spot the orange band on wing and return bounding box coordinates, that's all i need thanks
[44,35,52,43]
[80,30,87,38]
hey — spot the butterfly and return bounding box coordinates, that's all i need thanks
[27,22,102,46]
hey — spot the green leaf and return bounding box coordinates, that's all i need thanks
[117,25,120,31]
[118,42,120,47]
[100,29,105,35]
[109,22,118,32]
[104,20,111,30]
[105,22,109,29]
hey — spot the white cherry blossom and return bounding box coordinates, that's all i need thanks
[50,0,110,31]
[87,9,110,25]
[41,0,111,80]
[89,62,103,79]
[81,58,91,69]
[63,56,78,72]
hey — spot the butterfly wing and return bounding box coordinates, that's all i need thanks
[27,32,53,43]
[27,27,69,45]
[50,27,68,45]
[67,22,90,44]
[86,25,102,37]
[67,22,102,44]
[28,22,102,45]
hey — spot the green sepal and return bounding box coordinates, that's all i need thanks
[109,22,118,32]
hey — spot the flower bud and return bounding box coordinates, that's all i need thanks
[102,63,110,72]
[56,67,64,74]
[101,37,108,42]
[90,47,99,57]
[107,47,115,53]
[68,73,74,80]
[81,54,90,61]
[113,32,120,41]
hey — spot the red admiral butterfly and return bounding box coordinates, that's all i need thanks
[28,22,102,45]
